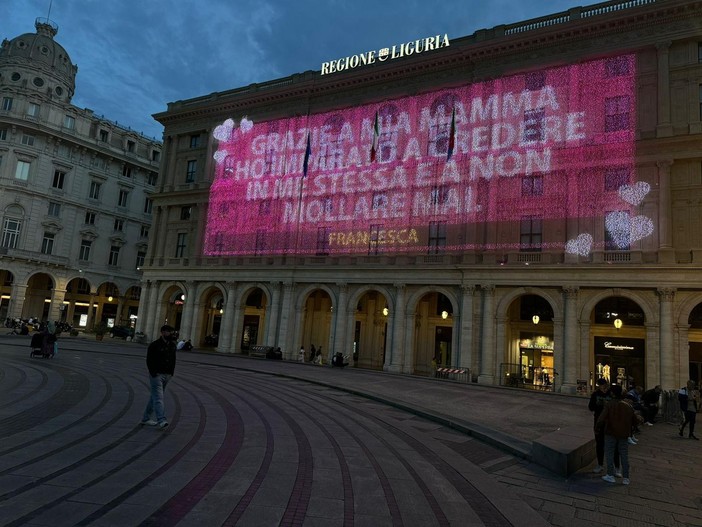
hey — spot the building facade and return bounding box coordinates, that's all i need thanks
[0,18,161,330]
[143,0,702,393]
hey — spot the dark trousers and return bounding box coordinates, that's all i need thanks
[680,411,697,437]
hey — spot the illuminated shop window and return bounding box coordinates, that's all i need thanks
[520,216,542,252]
[428,221,447,254]
[604,96,630,132]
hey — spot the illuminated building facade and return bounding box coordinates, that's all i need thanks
[144,0,702,393]
[0,19,161,329]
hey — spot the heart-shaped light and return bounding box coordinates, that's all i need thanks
[213,150,227,164]
[213,118,235,142]
[618,181,650,206]
[565,233,593,256]
[605,212,654,248]
[629,215,654,243]
[239,117,254,133]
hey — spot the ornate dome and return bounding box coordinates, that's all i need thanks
[0,18,77,103]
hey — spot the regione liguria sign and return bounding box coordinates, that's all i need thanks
[321,34,450,75]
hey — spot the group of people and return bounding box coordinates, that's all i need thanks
[299,344,324,365]
[590,378,700,486]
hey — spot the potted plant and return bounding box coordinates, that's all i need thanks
[94,321,108,341]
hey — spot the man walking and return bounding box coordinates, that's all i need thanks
[141,325,177,429]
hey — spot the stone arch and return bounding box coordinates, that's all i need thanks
[195,283,227,347]
[675,293,702,327]
[348,285,395,371]
[579,288,655,325]
[347,284,395,314]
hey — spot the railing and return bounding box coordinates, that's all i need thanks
[500,362,556,392]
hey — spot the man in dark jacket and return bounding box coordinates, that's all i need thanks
[597,384,637,485]
[589,378,619,474]
[141,325,177,429]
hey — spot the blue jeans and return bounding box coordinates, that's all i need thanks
[142,373,171,423]
[604,435,629,478]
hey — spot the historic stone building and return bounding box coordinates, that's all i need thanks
[0,18,161,330]
[142,0,702,393]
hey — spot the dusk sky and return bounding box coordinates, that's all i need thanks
[5,0,582,140]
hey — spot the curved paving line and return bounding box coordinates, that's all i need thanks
[138,379,245,527]
[0,370,126,475]
[1,392,183,527]
[0,361,89,439]
[0,361,35,408]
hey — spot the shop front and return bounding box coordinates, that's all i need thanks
[594,336,645,388]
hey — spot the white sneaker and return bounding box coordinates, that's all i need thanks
[140,419,157,426]
[627,437,636,445]
[622,478,630,485]
[615,469,623,478]
[601,475,616,483]
[158,420,169,429]
[592,465,604,474]
[645,422,653,426]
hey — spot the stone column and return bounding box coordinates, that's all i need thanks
[657,160,674,263]
[217,282,237,353]
[266,282,282,347]
[333,283,349,358]
[48,288,66,323]
[86,292,96,329]
[179,281,196,337]
[116,296,126,326]
[230,301,245,354]
[656,41,672,137]
[147,281,161,340]
[135,281,150,334]
[562,286,579,392]
[459,285,475,372]
[387,284,406,373]
[402,310,416,374]
[8,283,28,320]
[278,282,295,359]
[658,288,676,389]
[478,285,496,384]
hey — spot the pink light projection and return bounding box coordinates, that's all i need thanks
[204,54,641,256]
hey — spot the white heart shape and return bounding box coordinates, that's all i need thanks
[213,118,235,141]
[629,215,654,243]
[239,117,254,133]
[618,181,650,206]
[213,150,227,164]
[565,233,593,257]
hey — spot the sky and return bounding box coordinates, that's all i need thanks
[4,0,583,141]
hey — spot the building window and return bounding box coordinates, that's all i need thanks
[255,230,266,255]
[147,172,158,185]
[63,115,75,130]
[21,134,35,146]
[118,189,129,207]
[122,165,132,178]
[522,175,544,196]
[113,218,124,231]
[140,225,149,238]
[316,227,330,255]
[41,232,54,255]
[428,221,447,254]
[0,129,6,140]
[99,129,109,142]
[143,198,153,214]
[175,233,187,257]
[48,202,61,217]
[89,181,101,199]
[186,160,197,182]
[1,218,20,248]
[525,71,546,91]
[699,84,702,120]
[368,225,381,255]
[126,140,135,153]
[108,245,120,266]
[520,216,542,252]
[151,150,160,162]
[180,206,192,220]
[699,42,702,63]
[604,167,630,191]
[190,135,200,148]
[79,240,92,261]
[604,96,630,132]
[52,170,66,189]
[2,97,13,111]
[605,56,630,77]
[15,160,30,181]
[27,103,40,117]
[136,251,146,268]
[523,108,545,142]
[84,211,96,225]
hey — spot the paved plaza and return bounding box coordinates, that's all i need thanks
[0,335,700,526]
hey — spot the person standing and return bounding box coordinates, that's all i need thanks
[588,378,619,475]
[642,385,662,424]
[141,325,177,429]
[679,380,700,440]
[597,384,637,485]
[299,346,305,363]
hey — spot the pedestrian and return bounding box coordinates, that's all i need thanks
[314,348,322,365]
[299,346,305,363]
[641,385,662,424]
[309,344,316,362]
[596,384,636,485]
[588,378,619,475]
[679,380,700,440]
[332,352,349,368]
[141,324,177,429]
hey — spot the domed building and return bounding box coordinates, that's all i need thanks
[0,18,162,332]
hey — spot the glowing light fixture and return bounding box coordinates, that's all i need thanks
[614,318,623,330]
[441,310,449,320]
[107,296,113,302]
[382,307,389,316]
[532,315,540,325]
